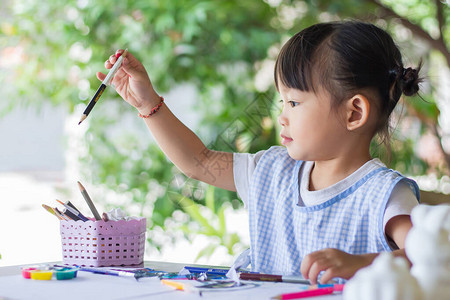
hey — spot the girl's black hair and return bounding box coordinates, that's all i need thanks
[274,21,422,143]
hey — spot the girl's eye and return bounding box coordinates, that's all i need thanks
[288,101,299,107]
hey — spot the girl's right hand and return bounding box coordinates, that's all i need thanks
[96,49,161,114]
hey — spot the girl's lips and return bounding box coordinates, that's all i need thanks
[280,134,293,145]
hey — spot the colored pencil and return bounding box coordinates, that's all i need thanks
[271,287,334,300]
[77,181,101,220]
[42,204,63,220]
[161,279,196,291]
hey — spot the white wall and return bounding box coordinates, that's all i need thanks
[0,104,66,173]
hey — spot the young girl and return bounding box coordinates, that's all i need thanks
[97,21,421,283]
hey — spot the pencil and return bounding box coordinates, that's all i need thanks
[77,181,101,220]
[78,48,128,125]
[161,279,196,291]
[42,204,63,220]
[271,287,334,300]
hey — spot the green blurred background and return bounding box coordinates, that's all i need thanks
[0,0,449,264]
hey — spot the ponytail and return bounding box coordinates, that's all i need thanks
[400,63,422,97]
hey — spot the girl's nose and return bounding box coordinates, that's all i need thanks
[278,111,288,126]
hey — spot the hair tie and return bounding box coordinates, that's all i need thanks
[388,69,397,79]
[388,66,403,83]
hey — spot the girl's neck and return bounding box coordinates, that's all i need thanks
[308,154,372,191]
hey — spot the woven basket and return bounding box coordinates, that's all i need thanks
[60,218,146,267]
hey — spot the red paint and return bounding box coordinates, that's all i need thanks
[22,268,37,279]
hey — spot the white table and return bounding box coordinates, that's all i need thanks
[0,261,344,299]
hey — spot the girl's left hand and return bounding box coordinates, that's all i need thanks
[300,248,375,284]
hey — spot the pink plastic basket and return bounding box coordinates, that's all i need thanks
[60,218,146,267]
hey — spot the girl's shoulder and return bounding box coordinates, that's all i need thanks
[365,164,420,201]
[261,146,291,159]
[256,146,298,170]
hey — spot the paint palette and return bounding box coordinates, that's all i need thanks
[21,266,78,281]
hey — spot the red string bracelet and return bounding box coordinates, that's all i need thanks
[138,96,164,118]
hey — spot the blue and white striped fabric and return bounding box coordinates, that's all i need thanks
[248,146,419,278]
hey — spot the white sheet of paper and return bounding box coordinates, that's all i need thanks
[0,271,343,300]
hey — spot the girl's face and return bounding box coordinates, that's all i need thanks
[277,84,348,161]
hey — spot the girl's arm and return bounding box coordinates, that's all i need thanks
[300,215,412,284]
[97,50,236,192]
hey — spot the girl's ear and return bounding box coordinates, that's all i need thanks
[345,94,370,131]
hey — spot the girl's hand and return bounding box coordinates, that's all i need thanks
[300,248,376,284]
[96,49,161,114]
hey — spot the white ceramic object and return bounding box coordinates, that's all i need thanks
[405,204,450,300]
[343,252,423,300]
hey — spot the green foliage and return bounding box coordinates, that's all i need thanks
[170,186,245,260]
[408,93,440,124]
[371,136,429,175]
[1,0,448,261]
